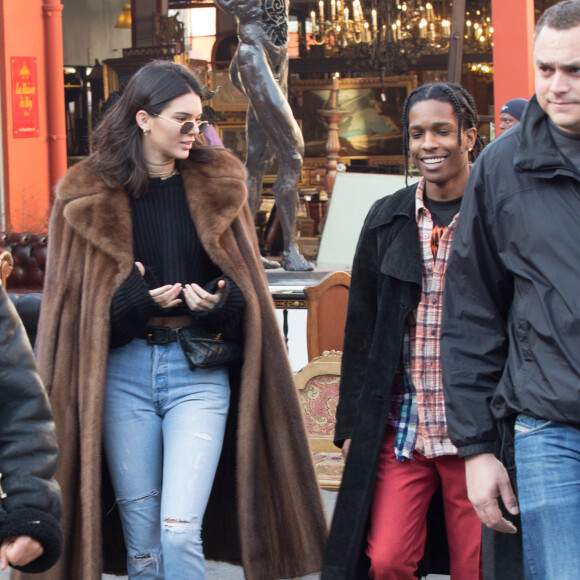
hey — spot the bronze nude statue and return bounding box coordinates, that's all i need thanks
[214,0,313,271]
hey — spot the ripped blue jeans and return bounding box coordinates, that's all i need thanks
[103,338,230,579]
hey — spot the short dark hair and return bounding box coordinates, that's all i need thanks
[91,60,214,196]
[535,0,580,39]
[401,82,484,180]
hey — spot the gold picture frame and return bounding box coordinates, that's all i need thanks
[261,157,306,186]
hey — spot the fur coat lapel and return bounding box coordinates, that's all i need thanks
[57,149,248,277]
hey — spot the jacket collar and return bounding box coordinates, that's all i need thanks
[515,95,580,181]
[367,181,419,229]
[56,150,248,269]
[366,182,423,286]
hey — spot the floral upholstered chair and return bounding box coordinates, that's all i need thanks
[295,350,344,490]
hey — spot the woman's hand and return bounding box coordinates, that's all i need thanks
[183,280,225,312]
[0,536,44,569]
[136,262,183,308]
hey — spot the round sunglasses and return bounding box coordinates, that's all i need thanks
[154,113,208,135]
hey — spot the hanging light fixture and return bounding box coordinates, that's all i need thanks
[303,0,492,74]
[309,1,379,50]
[115,3,132,29]
[306,0,446,73]
[391,1,450,55]
[463,7,494,53]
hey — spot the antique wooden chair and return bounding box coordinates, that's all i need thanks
[304,270,351,361]
[295,350,344,490]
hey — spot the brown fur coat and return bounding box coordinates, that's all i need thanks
[16,149,327,580]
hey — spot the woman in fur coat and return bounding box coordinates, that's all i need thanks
[22,60,326,580]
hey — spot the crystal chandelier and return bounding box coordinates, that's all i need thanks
[304,1,493,71]
[392,1,450,55]
[310,0,377,49]
[463,6,494,53]
[310,1,448,54]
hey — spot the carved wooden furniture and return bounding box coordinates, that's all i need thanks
[304,270,351,360]
[295,350,344,490]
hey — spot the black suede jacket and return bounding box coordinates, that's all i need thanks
[442,95,580,457]
[0,285,62,573]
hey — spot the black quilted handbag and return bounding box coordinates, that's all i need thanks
[177,326,242,370]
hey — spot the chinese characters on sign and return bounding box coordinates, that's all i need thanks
[11,57,40,138]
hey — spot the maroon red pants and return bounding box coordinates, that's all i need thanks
[366,429,482,579]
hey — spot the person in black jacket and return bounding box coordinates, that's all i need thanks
[498,98,527,133]
[0,284,62,573]
[323,83,484,580]
[442,2,580,579]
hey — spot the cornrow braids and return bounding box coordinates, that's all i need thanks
[402,82,484,183]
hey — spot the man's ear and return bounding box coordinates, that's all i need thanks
[135,110,150,132]
[464,126,478,151]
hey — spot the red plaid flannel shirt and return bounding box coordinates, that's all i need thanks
[410,179,459,458]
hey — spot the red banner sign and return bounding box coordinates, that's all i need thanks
[11,57,40,138]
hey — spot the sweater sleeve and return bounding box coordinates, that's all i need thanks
[109,265,163,348]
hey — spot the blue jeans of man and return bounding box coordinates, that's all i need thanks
[514,414,580,580]
[103,338,230,579]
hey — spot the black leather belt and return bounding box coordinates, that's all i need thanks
[139,326,180,345]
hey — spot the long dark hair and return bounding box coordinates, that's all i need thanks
[91,60,215,196]
[402,82,484,181]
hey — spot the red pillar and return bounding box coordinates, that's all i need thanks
[491,0,535,129]
[0,0,52,232]
[43,0,67,202]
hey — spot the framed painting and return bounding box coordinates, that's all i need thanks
[290,75,417,158]
[217,122,247,161]
[210,70,248,112]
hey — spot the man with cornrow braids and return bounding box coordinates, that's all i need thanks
[323,83,484,580]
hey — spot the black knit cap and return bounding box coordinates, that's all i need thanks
[501,98,527,121]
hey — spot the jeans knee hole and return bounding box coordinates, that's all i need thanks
[163,517,200,533]
[117,490,159,504]
[129,552,161,572]
[193,432,212,441]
